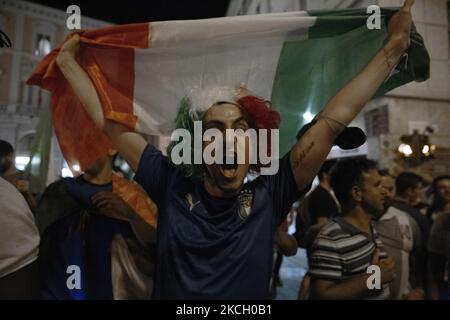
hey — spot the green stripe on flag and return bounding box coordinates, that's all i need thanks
[271,8,430,157]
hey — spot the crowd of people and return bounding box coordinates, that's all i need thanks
[2,136,449,300]
[286,159,450,300]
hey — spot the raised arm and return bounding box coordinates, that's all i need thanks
[290,0,414,190]
[56,34,147,171]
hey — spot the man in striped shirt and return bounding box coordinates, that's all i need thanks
[309,158,396,299]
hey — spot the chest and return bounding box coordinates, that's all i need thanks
[157,184,277,258]
[338,236,386,276]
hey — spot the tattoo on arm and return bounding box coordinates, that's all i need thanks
[292,141,315,170]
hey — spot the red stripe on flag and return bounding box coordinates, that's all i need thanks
[83,46,137,130]
[27,23,149,171]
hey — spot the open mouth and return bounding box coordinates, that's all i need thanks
[219,154,239,178]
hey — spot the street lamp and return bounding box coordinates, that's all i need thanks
[397,127,436,166]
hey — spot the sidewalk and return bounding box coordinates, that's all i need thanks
[274,248,308,300]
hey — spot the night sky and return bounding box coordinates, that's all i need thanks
[28,0,231,24]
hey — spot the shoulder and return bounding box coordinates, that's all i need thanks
[47,178,70,192]
[0,177,28,206]
[317,219,345,237]
[0,177,16,193]
[135,144,179,178]
[432,213,450,230]
[312,220,345,248]
[397,202,426,220]
[395,202,430,230]
[0,177,34,221]
[139,143,170,166]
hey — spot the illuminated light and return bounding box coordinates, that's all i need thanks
[302,111,315,123]
[72,164,80,172]
[61,167,73,178]
[398,144,406,153]
[422,145,430,155]
[402,144,413,157]
[35,37,51,56]
[15,156,30,165]
[15,156,30,170]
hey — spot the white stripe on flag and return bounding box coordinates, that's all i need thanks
[133,12,317,135]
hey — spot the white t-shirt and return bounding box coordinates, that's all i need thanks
[377,206,421,299]
[0,177,40,278]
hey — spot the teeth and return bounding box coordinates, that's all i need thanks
[225,156,235,164]
[223,152,238,164]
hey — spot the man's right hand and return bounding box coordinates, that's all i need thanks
[371,249,396,285]
[53,30,149,174]
[15,179,30,194]
[57,33,81,64]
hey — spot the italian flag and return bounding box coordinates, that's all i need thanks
[27,8,429,170]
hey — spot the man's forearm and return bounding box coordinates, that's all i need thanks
[57,49,148,172]
[56,53,106,130]
[321,38,406,126]
[313,274,372,300]
[289,37,408,190]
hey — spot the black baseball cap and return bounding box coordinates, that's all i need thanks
[296,119,366,150]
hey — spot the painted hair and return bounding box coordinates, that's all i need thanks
[167,87,280,179]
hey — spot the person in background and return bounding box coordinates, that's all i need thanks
[35,149,157,299]
[270,212,298,298]
[427,176,450,300]
[376,170,425,299]
[307,159,340,224]
[295,159,339,299]
[0,140,36,211]
[428,209,450,300]
[393,172,429,230]
[0,177,40,299]
[392,172,430,291]
[426,176,450,224]
[309,158,394,300]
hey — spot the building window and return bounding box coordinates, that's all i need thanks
[32,20,56,56]
[34,34,51,56]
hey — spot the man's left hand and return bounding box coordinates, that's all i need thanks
[387,0,414,51]
[92,191,133,222]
